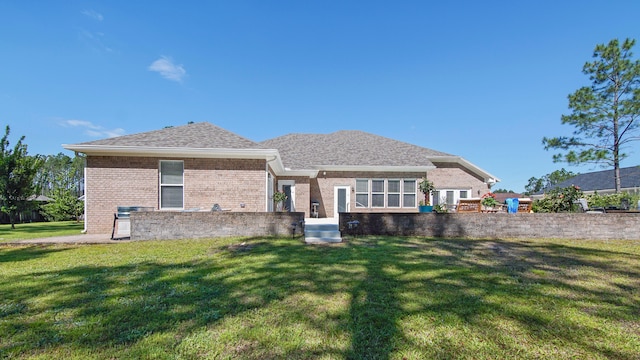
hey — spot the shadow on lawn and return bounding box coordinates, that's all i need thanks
[0,246,70,263]
[1,237,639,359]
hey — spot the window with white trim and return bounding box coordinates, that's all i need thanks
[433,189,471,208]
[371,179,385,207]
[160,160,184,209]
[355,178,417,208]
[403,179,416,207]
[355,179,369,208]
[387,180,400,207]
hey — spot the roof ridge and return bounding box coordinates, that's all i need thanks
[75,121,261,149]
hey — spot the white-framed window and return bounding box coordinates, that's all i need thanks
[387,180,400,207]
[433,189,471,208]
[355,178,417,208]
[355,179,369,208]
[160,160,184,209]
[403,179,416,207]
[371,179,385,207]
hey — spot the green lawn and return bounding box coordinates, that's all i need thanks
[0,221,84,242]
[1,236,639,359]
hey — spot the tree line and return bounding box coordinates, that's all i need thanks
[0,125,84,229]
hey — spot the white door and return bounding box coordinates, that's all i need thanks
[334,186,350,218]
[278,180,295,212]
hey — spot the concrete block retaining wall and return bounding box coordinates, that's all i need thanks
[131,211,305,241]
[339,213,640,240]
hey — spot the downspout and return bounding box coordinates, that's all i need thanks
[266,156,277,212]
[81,155,87,233]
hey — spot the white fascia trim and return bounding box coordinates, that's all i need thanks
[311,165,435,174]
[282,169,320,177]
[62,144,281,160]
[64,144,320,177]
[429,156,501,184]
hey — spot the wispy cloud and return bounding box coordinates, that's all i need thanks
[79,29,113,53]
[81,9,104,22]
[61,119,125,138]
[148,56,187,83]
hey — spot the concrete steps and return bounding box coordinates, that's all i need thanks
[304,222,342,243]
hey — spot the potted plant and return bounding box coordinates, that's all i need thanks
[481,192,498,211]
[273,190,288,212]
[418,177,435,213]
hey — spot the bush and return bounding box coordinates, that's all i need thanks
[587,191,640,209]
[533,185,583,213]
[41,189,84,222]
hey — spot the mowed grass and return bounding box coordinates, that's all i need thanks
[0,221,84,242]
[1,236,639,359]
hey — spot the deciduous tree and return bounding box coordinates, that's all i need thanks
[0,126,42,228]
[524,168,578,195]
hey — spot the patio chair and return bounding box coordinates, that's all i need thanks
[576,198,605,213]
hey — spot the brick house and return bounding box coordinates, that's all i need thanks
[64,122,499,234]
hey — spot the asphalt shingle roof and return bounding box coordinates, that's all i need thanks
[260,130,452,169]
[77,122,260,149]
[541,166,640,193]
[73,122,457,171]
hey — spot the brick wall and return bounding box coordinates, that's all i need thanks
[275,176,311,217]
[428,164,490,198]
[131,211,305,240]
[312,171,429,218]
[85,156,267,234]
[339,213,640,240]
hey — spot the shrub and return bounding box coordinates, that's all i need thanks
[586,191,639,209]
[533,185,583,213]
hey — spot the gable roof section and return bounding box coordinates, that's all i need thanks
[63,122,500,181]
[260,130,449,171]
[63,122,281,160]
[259,131,499,182]
[541,166,640,193]
[74,122,259,149]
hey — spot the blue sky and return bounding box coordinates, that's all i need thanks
[1,1,639,192]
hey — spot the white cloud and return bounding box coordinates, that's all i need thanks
[61,119,125,138]
[82,9,104,22]
[148,56,187,82]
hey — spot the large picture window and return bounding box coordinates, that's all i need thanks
[160,160,184,209]
[356,178,417,208]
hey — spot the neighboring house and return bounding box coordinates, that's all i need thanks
[63,122,499,234]
[534,166,640,197]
